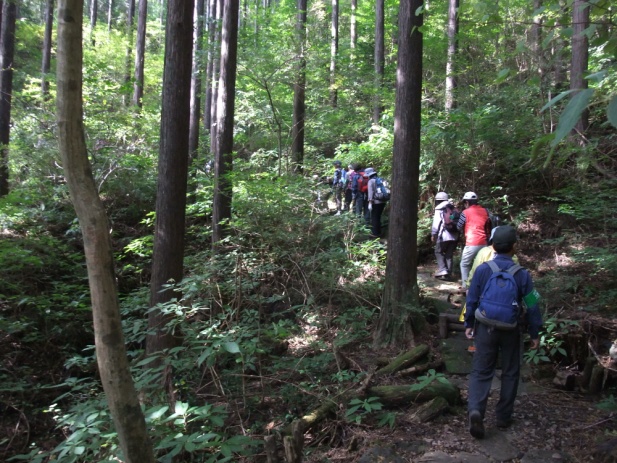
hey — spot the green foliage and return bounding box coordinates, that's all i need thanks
[524,317,578,365]
[345,397,383,424]
[410,369,450,392]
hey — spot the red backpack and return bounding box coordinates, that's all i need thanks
[356,172,368,193]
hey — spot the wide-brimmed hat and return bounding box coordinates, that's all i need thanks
[363,167,377,177]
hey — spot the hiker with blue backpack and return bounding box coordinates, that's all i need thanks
[365,167,390,238]
[431,191,459,281]
[464,225,542,439]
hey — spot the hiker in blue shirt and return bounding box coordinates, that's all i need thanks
[332,160,346,215]
[465,225,542,439]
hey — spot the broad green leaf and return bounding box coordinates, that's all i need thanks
[607,95,617,129]
[541,89,575,112]
[224,342,241,354]
[551,89,594,146]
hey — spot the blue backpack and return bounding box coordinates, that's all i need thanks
[374,178,391,201]
[475,261,523,330]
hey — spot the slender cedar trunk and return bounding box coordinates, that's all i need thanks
[203,0,217,132]
[132,0,147,107]
[41,0,54,99]
[107,0,114,31]
[290,0,306,173]
[570,0,589,134]
[189,0,205,162]
[329,0,338,107]
[444,0,458,111]
[147,1,194,359]
[90,0,98,46]
[374,0,424,348]
[373,0,384,125]
[123,0,135,106]
[210,0,224,154]
[553,0,567,91]
[56,3,155,461]
[0,0,16,197]
[350,0,356,52]
[211,0,239,248]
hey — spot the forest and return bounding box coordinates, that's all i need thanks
[0,0,616,462]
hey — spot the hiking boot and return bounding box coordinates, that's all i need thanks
[496,417,513,429]
[469,410,485,439]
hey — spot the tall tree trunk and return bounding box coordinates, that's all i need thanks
[0,0,16,198]
[123,0,135,106]
[373,0,384,125]
[56,2,155,461]
[350,0,356,51]
[570,0,589,134]
[147,0,194,359]
[211,0,239,247]
[107,0,114,31]
[90,0,98,45]
[41,0,54,99]
[291,0,307,172]
[210,0,224,154]
[444,0,458,111]
[132,0,147,107]
[329,0,338,107]
[374,0,424,348]
[203,0,217,132]
[189,0,205,162]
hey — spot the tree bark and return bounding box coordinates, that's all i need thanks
[56,2,155,461]
[90,0,98,46]
[290,0,307,172]
[211,0,239,248]
[367,382,461,407]
[374,344,429,376]
[123,0,136,106]
[350,0,356,51]
[107,0,114,32]
[329,0,338,107]
[410,396,449,423]
[372,0,384,125]
[147,0,194,357]
[203,0,217,132]
[132,0,147,107]
[41,0,54,99]
[0,0,16,197]
[444,0,458,111]
[210,0,224,153]
[570,0,589,134]
[189,0,205,161]
[374,0,424,348]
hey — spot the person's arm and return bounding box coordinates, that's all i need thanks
[520,272,542,348]
[457,211,466,232]
[464,263,490,334]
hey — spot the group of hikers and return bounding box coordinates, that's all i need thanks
[430,190,543,439]
[331,160,390,238]
[328,160,544,439]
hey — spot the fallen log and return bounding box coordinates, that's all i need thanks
[374,344,429,377]
[367,381,461,406]
[410,396,449,423]
[396,360,443,378]
[280,400,337,436]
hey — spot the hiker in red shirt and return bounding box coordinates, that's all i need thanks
[456,191,491,290]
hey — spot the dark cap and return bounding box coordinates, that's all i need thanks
[490,225,517,246]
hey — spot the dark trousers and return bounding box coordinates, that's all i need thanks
[435,239,457,276]
[370,202,386,237]
[468,322,521,422]
[355,193,369,224]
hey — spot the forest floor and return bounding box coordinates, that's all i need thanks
[295,263,617,463]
